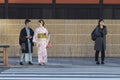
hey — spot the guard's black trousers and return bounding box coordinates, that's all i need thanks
[95,50,105,62]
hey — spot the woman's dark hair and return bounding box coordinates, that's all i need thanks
[25,19,31,25]
[98,19,104,27]
[39,19,45,26]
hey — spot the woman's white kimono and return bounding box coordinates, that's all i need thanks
[33,26,49,63]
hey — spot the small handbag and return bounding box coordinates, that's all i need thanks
[46,42,52,48]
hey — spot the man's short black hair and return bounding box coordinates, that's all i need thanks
[25,19,31,25]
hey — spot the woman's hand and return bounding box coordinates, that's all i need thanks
[34,42,37,46]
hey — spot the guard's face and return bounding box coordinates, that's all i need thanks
[100,21,104,26]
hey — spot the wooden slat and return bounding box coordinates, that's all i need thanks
[0,0,4,3]
[0,51,3,53]
[8,0,52,4]
[56,0,99,4]
[104,0,120,4]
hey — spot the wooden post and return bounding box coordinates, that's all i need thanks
[3,48,8,66]
[99,0,103,19]
[52,0,56,19]
[5,0,8,19]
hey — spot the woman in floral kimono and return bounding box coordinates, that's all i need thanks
[33,19,50,65]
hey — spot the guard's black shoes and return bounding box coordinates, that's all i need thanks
[101,61,104,64]
[96,61,100,65]
[20,62,23,65]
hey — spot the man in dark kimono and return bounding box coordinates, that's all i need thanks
[19,19,34,65]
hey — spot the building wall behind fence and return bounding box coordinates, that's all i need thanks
[0,19,120,57]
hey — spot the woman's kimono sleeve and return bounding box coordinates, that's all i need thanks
[33,28,38,43]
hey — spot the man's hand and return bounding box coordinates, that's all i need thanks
[26,36,32,39]
[29,36,32,39]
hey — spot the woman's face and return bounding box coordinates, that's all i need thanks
[39,22,43,26]
[100,21,104,26]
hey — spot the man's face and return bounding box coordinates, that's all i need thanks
[26,22,31,27]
